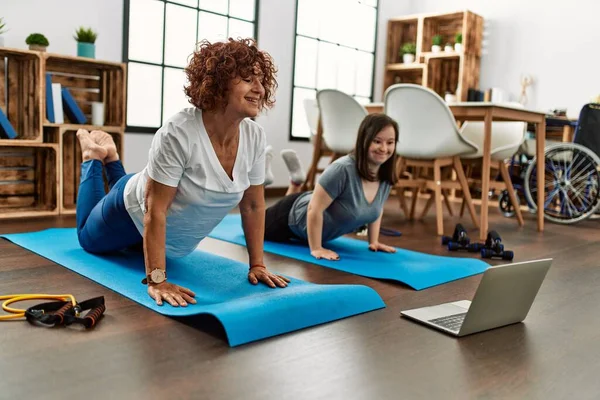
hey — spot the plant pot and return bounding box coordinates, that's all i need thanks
[444,45,453,53]
[402,53,415,64]
[454,43,462,53]
[29,44,47,52]
[0,36,4,48]
[431,45,441,53]
[77,42,95,58]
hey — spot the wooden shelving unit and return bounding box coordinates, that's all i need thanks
[0,47,126,219]
[384,10,483,101]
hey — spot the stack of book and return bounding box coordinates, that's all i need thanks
[46,73,87,125]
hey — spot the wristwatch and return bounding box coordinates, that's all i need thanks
[142,268,167,285]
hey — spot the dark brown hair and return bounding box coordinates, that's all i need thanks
[352,113,399,184]
[184,38,278,112]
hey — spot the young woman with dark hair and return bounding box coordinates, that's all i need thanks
[264,113,399,261]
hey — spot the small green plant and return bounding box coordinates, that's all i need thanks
[0,18,7,35]
[432,35,443,46]
[73,27,98,44]
[25,33,49,47]
[401,42,416,55]
[455,32,463,44]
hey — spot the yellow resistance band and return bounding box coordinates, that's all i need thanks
[0,294,76,321]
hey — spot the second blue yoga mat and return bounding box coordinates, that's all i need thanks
[1,228,384,347]
[209,214,489,290]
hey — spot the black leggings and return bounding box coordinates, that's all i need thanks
[264,192,304,242]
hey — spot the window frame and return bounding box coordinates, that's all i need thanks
[288,0,380,142]
[122,0,260,134]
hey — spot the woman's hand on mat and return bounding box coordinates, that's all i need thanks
[148,282,197,307]
[311,248,340,261]
[248,266,290,288]
[368,242,396,253]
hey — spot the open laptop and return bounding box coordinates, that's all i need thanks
[401,259,552,337]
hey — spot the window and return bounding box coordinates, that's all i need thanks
[290,0,378,140]
[123,0,258,133]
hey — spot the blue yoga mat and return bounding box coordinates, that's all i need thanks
[1,228,385,347]
[209,215,489,290]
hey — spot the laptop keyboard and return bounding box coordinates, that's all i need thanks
[429,313,467,332]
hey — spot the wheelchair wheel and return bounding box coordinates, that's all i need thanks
[498,190,519,218]
[524,143,600,224]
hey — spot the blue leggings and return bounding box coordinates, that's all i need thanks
[76,160,143,253]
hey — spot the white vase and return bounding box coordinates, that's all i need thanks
[431,45,441,53]
[91,102,105,126]
[454,43,462,53]
[402,53,415,64]
[444,45,453,53]
[0,36,4,48]
[444,93,457,103]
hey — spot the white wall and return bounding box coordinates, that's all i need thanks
[6,0,592,185]
[373,0,413,102]
[408,0,600,118]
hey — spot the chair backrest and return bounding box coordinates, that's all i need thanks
[383,84,478,159]
[316,89,368,154]
[302,98,320,138]
[460,102,527,161]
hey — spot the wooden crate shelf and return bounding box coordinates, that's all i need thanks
[383,10,483,102]
[386,18,419,64]
[44,53,126,129]
[386,63,426,71]
[0,48,43,141]
[384,68,426,90]
[0,143,59,219]
[0,47,126,219]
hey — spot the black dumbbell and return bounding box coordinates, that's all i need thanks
[442,224,472,251]
[480,230,514,261]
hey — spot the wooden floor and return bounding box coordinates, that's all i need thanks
[2,199,600,399]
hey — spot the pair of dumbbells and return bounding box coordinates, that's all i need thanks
[480,230,514,261]
[441,224,514,261]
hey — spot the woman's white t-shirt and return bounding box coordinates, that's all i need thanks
[123,107,266,258]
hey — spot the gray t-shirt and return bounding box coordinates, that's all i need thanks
[288,155,392,243]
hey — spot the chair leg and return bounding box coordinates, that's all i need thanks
[453,157,479,228]
[303,154,321,191]
[420,191,434,219]
[459,163,473,217]
[396,158,410,217]
[397,188,409,217]
[498,160,525,226]
[460,197,466,217]
[433,160,444,235]
[410,187,420,220]
[442,190,454,216]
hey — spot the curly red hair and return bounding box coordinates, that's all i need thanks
[184,38,277,112]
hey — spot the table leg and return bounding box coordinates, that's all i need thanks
[536,119,546,232]
[562,125,574,142]
[479,110,493,241]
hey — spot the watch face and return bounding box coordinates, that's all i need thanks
[150,269,166,283]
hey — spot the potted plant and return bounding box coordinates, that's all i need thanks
[0,18,7,48]
[444,42,453,53]
[454,33,463,52]
[26,33,49,52]
[401,42,416,64]
[74,26,98,59]
[431,34,443,53]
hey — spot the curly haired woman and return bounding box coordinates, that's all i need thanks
[75,38,289,308]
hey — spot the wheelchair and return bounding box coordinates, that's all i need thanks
[522,103,600,224]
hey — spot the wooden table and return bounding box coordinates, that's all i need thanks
[366,102,547,240]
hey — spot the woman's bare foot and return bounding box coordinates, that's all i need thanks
[77,129,107,162]
[90,130,119,163]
